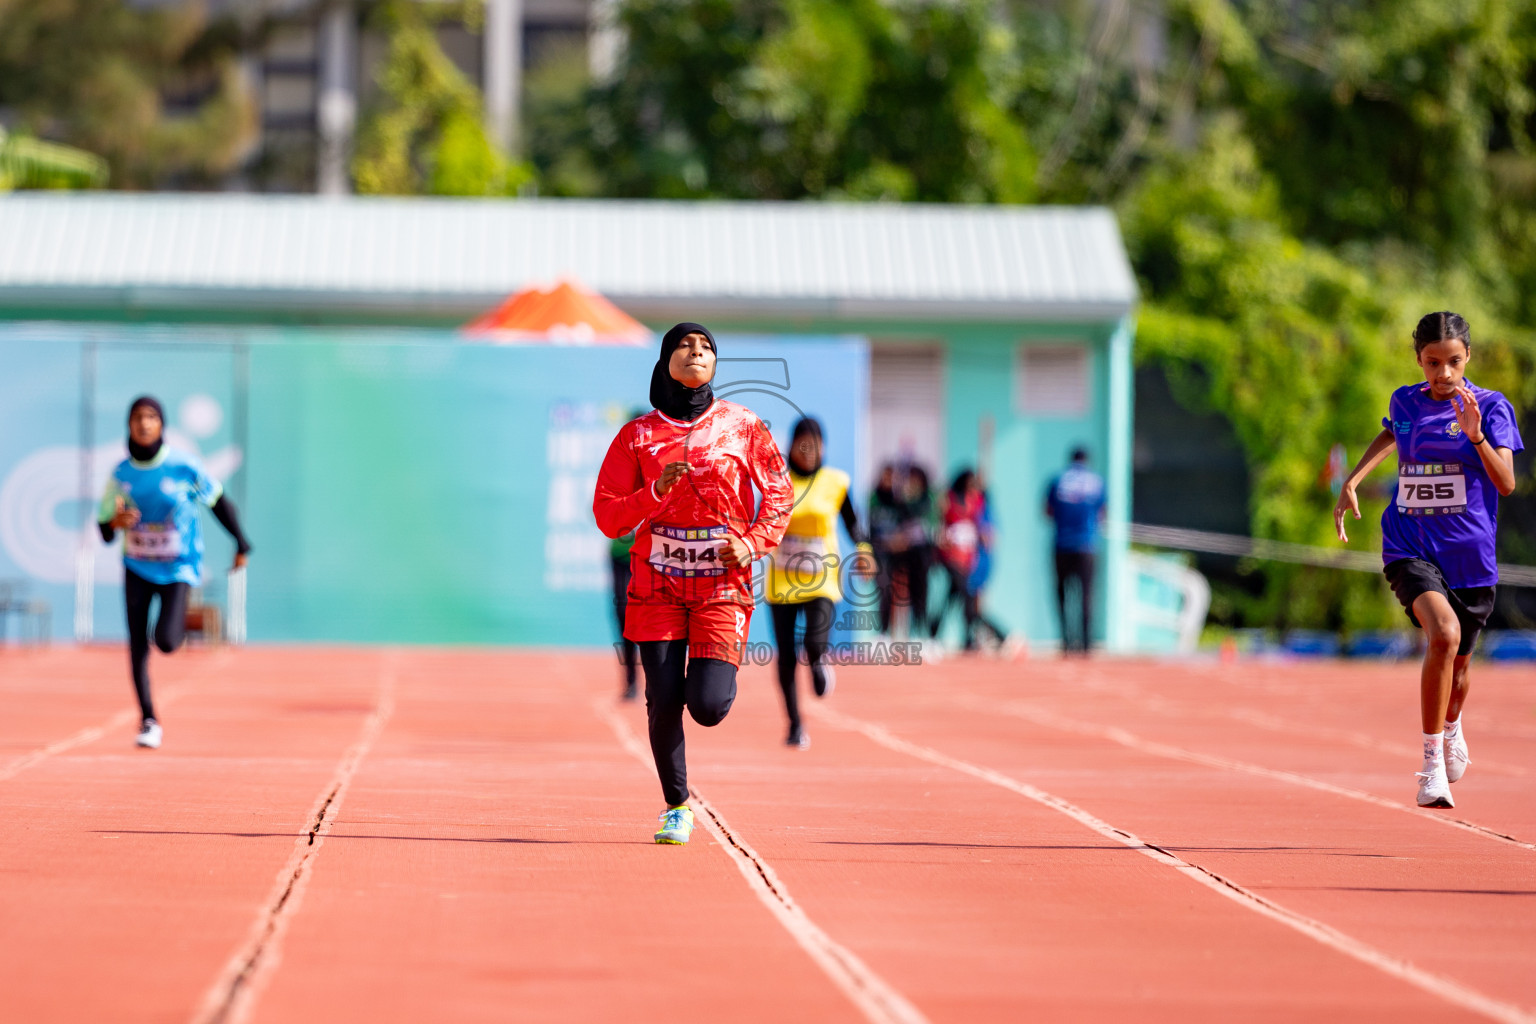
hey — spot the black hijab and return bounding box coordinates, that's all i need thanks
[127,395,165,463]
[649,322,717,422]
[788,416,824,474]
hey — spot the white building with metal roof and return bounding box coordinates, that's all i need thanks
[0,194,1135,322]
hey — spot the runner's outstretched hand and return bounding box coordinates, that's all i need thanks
[232,552,249,572]
[1333,484,1359,544]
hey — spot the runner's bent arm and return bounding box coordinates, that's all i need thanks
[592,427,667,539]
[739,418,795,559]
[1333,427,1396,543]
[1453,385,1518,496]
[97,478,138,543]
[838,493,868,547]
[210,495,253,555]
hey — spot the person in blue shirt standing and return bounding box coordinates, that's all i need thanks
[1045,448,1106,655]
[97,396,252,749]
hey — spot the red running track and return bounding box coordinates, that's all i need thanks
[1,646,1533,1022]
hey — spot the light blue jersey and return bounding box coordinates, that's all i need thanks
[98,448,223,586]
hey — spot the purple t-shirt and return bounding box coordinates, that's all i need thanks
[1380,380,1524,588]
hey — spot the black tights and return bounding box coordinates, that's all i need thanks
[639,639,738,807]
[770,598,834,733]
[1055,550,1095,653]
[611,557,638,693]
[878,549,930,637]
[124,569,189,723]
[932,563,1007,650]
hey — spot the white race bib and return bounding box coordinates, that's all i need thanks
[943,520,979,552]
[649,525,729,578]
[773,533,828,571]
[125,522,183,561]
[1397,463,1467,516]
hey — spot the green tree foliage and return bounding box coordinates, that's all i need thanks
[0,125,108,189]
[0,0,254,187]
[537,0,1034,200]
[1103,2,1536,627]
[352,0,531,196]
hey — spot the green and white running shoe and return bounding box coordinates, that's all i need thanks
[654,806,695,845]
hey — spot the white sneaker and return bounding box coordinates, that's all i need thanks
[1415,764,1454,808]
[136,720,162,749]
[1445,731,1470,783]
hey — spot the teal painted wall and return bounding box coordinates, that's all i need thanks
[0,324,868,647]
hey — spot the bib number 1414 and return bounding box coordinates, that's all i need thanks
[648,525,729,578]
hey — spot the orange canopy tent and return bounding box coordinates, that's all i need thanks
[462,279,651,346]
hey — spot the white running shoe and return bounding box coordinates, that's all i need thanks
[813,664,836,698]
[1415,765,1454,808]
[1445,731,1470,783]
[136,720,162,749]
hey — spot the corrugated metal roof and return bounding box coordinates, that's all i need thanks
[0,193,1138,322]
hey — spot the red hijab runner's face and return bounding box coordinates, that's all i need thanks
[668,333,716,390]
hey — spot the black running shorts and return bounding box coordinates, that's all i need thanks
[1384,558,1495,657]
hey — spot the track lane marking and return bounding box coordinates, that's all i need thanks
[190,652,399,1024]
[596,702,929,1024]
[0,683,192,782]
[1176,664,1531,778]
[808,704,1536,1024]
[956,695,1536,852]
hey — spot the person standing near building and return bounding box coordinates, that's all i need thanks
[98,396,252,749]
[931,468,1009,652]
[1045,448,1105,655]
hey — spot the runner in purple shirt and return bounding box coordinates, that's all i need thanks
[1333,312,1522,809]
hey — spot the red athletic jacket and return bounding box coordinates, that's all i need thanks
[593,401,793,605]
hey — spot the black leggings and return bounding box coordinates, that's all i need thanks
[931,562,1007,650]
[639,639,738,807]
[770,598,835,732]
[1055,550,1095,653]
[610,556,638,690]
[878,548,930,636]
[124,568,189,722]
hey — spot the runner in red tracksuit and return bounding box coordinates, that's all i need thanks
[593,322,793,844]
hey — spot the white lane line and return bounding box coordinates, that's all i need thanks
[1177,664,1530,778]
[809,705,1536,1024]
[191,654,399,1024]
[0,685,191,782]
[596,703,929,1024]
[963,695,1536,852]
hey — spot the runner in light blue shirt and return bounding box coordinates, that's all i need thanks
[98,396,251,749]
